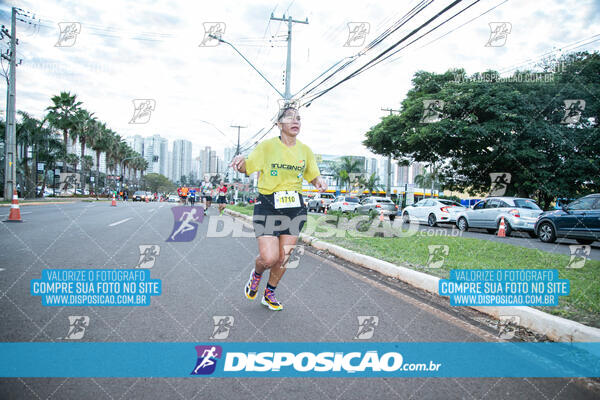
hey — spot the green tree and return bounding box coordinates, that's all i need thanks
[45,92,82,167]
[364,53,600,209]
[338,156,362,191]
[144,173,175,193]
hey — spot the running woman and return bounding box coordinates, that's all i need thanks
[217,181,228,215]
[230,106,327,311]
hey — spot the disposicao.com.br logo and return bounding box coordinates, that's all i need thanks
[191,345,441,376]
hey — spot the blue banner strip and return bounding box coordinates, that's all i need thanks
[1,342,600,377]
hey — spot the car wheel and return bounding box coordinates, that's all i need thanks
[389,215,395,221]
[402,212,410,224]
[427,213,437,227]
[537,222,556,243]
[498,220,512,236]
[576,238,594,245]
[457,217,468,232]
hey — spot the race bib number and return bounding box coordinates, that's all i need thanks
[274,191,300,209]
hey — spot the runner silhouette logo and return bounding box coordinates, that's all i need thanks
[167,206,204,242]
[191,345,222,375]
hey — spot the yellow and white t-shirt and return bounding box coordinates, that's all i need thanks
[245,137,320,195]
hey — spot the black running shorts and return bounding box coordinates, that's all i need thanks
[217,195,227,204]
[252,193,307,237]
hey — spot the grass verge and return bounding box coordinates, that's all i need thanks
[229,207,600,327]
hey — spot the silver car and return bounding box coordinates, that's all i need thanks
[356,197,398,220]
[307,193,336,212]
[455,197,542,237]
[328,196,361,213]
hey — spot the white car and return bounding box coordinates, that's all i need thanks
[168,194,179,202]
[328,196,361,213]
[401,199,466,227]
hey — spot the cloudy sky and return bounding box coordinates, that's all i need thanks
[1,0,599,162]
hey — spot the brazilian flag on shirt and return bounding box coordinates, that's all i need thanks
[245,137,320,195]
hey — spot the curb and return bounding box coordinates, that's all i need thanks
[224,209,600,342]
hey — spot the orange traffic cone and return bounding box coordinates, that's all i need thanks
[324,207,327,215]
[497,216,506,237]
[5,190,22,222]
[111,193,117,207]
[379,209,384,222]
[145,196,149,203]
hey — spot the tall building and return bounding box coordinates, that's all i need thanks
[411,162,426,184]
[193,155,202,180]
[171,139,193,183]
[201,146,212,178]
[167,151,173,181]
[209,150,218,174]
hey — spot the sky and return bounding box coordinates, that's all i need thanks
[1,0,599,162]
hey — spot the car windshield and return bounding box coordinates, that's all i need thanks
[345,197,359,203]
[134,191,144,195]
[376,199,393,203]
[513,199,541,210]
[322,194,334,198]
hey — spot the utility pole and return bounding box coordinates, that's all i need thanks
[270,14,309,102]
[230,125,247,156]
[2,7,19,200]
[210,13,308,106]
[381,108,400,198]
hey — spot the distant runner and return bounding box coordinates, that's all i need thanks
[217,181,228,215]
[189,187,196,207]
[231,106,327,311]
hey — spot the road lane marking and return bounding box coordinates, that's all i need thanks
[109,217,132,227]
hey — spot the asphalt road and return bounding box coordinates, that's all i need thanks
[307,210,600,260]
[0,201,598,399]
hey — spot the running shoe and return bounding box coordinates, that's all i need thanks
[244,270,262,300]
[261,288,283,311]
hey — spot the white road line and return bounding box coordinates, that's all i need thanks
[0,268,5,272]
[108,217,132,227]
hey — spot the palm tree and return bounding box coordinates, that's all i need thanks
[81,155,94,193]
[71,109,96,165]
[338,156,362,191]
[363,173,381,194]
[45,92,82,154]
[90,123,112,195]
[16,112,40,197]
[65,153,80,175]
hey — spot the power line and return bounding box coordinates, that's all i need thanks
[296,0,433,101]
[300,0,467,106]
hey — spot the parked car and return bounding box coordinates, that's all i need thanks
[328,196,361,213]
[401,199,466,227]
[356,197,398,220]
[534,193,600,244]
[307,193,336,212]
[167,194,179,203]
[455,197,543,237]
[303,193,315,207]
[132,191,147,202]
